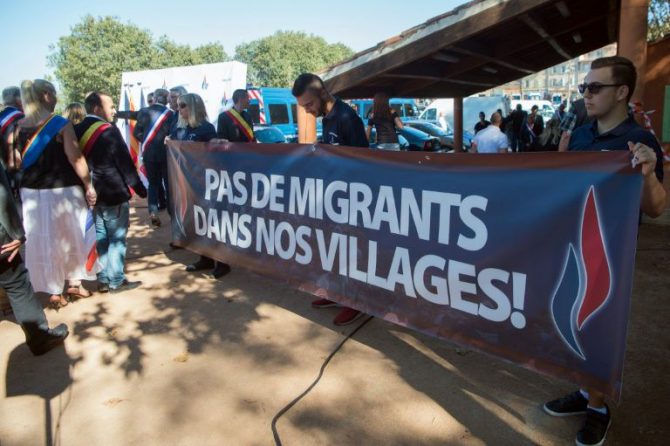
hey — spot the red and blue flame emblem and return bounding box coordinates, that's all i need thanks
[551,186,612,360]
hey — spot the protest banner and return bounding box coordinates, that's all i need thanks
[168,141,643,398]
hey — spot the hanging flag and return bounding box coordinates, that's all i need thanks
[125,88,147,186]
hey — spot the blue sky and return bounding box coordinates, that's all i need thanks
[3,0,469,89]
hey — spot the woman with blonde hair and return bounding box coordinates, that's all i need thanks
[17,79,97,309]
[168,93,230,278]
[63,102,85,125]
[169,93,216,142]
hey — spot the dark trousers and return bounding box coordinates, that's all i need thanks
[0,254,48,330]
[145,159,169,215]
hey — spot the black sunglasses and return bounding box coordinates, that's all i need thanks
[578,82,623,95]
[178,103,187,109]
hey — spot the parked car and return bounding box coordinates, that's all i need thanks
[443,130,475,151]
[254,125,287,143]
[404,120,453,149]
[397,126,441,151]
[368,128,410,150]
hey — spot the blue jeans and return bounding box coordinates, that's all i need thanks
[95,202,130,288]
[145,160,169,215]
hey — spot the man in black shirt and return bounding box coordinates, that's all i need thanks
[292,73,368,326]
[474,111,490,134]
[292,73,368,148]
[216,89,256,142]
[509,104,526,152]
[544,56,666,446]
[76,92,147,293]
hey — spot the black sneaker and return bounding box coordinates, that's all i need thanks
[576,406,611,446]
[23,323,69,356]
[109,280,141,294]
[185,257,215,272]
[97,283,110,293]
[210,263,231,279]
[543,390,588,417]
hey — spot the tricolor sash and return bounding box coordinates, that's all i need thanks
[226,108,255,142]
[142,107,172,150]
[84,209,98,272]
[0,107,23,135]
[79,120,112,157]
[21,114,69,170]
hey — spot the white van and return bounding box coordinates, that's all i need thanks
[511,99,556,121]
[419,96,511,134]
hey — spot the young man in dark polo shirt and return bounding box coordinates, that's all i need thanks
[544,56,666,446]
[292,73,368,326]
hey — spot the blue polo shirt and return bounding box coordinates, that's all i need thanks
[569,116,664,182]
[321,98,368,148]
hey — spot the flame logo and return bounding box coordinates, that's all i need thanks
[551,186,612,359]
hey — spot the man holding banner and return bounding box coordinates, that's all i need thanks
[544,56,666,446]
[292,72,369,326]
[75,92,147,294]
[134,89,174,227]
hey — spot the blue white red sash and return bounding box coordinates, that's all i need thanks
[21,114,69,170]
[142,107,172,150]
[0,107,23,135]
[84,209,97,272]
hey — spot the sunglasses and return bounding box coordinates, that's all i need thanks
[178,103,187,109]
[578,82,623,95]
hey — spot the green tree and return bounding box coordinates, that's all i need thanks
[49,16,228,103]
[648,0,670,41]
[234,31,353,87]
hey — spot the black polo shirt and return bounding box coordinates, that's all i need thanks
[322,98,368,148]
[569,116,664,182]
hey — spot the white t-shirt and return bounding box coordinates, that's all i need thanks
[472,125,508,153]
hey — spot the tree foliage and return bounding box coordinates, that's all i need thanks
[648,0,670,42]
[49,16,227,103]
[234,31,353,87]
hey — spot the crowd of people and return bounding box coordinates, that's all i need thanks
[0,54,666,446]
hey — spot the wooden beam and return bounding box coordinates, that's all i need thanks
[382,73,495,88]
[450,46,535,74]
[431,51,460,63]
[519,13,572,60]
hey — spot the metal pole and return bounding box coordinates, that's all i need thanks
[454,97,464,152]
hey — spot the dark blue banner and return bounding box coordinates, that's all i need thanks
[167,142,643,399]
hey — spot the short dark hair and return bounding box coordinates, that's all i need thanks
[154,89,169,105]
[232,89,248,104]
[292,73,326,97]
[591,56,637,101]
[84,91,106,114]
[169,86,187,96]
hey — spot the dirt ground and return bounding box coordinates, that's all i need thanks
[1,198,668,446]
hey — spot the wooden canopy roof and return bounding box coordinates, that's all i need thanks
[320,0,621,98]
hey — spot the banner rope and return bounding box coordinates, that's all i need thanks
[271,315,374,446]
